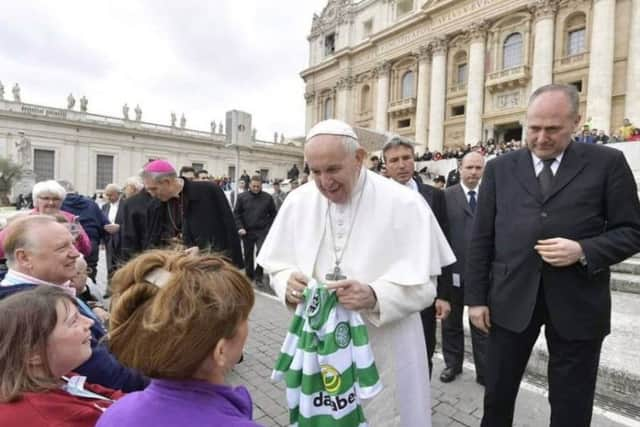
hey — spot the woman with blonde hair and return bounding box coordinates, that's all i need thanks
[0,286,123,426]
[97,249,259,427]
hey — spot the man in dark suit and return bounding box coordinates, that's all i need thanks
[119,188,152,263]
[465,84,640,426]
[141,160,243,268]
[101,183,122,276]
[441,152,488,384]
[383,136,452,376]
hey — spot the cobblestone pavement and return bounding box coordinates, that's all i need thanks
[229,292,640,427]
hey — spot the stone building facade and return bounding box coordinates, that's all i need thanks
[0,99,303,197]
[302,0,638,152]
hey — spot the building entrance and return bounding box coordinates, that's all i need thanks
[495,122,523,143]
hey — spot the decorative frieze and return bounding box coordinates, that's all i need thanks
[530,0,559,21]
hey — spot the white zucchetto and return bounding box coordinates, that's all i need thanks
[306,119,359,142]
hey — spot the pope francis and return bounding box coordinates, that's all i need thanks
[257,119,455,426]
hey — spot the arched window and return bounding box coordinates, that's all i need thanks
[360,85,371,112]
[401,71,415,99]
[565,13,586,56]
[503,33,523,69]
[323,97,334,120]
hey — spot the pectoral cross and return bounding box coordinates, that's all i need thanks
[325,264,347,281]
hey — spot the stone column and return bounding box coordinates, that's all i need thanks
[625,0,640,124]
[465,23,488,146]
[428,38,448,153]
[415,45,432,152]
[530,0,558,92]
[336,76,354,123]
[304,91,316,134]
[374,61,391,132]
[586,0,616,133]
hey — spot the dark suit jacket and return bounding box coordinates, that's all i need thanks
[119,190,152,263]
[416,179,452,301]
[465,143,640,340]
[145,179,244,268]
[445,184,475,284]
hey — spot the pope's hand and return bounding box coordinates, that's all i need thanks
[327,280,376,311]
[534,237,583,267]
[435,298,451,320]
[468,305,491,334]
[286,272,309,305]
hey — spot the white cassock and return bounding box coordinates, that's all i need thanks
[257,168,455,427]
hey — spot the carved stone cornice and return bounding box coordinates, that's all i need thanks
[309,0,353,38]
[373,61,392,78]
[467,21,489,42]
[529,0,559,21]
[430,37,448,55]
[304,91,316,104]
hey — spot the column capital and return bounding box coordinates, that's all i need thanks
[429,37,448,55]
[529,0,559,21]
[335,76,354,90]
[417,44,432,61]
[467,21,489,42]
[373,61,392,78]
[304,91,316,105]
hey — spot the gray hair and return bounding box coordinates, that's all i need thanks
[529,84,580,117]
[104,183,121,194]
[4,215,58,267]
[382,135,415,161]
[124,176,144,191]
[32,180,66,202]
[57,180,76,193]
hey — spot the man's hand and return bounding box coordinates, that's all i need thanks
[238,228,247,236]
[327,280,376,311]
[534,238,583,267]
[435,298,451,320]
[286,272,309,305]
[469,305,491,334]
[104,223,120,234]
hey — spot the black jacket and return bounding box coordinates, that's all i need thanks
[119,189,153,263]
[233,191,276,233]
[145,180,244,268]
[415,179,452,302]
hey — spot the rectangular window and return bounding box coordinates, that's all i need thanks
[228,165,236,181]
[457,63,468,84]
[96,154,114,189]
[33,149,55,182]
[259,169,269,182]
[451,105,465,117]
[567,28,586,56]
[324,33,336,56]
[192,162,204,171]
[398,119,411,128]
[396,0,413,18]
[363,19,373,38]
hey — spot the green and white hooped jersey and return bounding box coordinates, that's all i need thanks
[272,279,383,427]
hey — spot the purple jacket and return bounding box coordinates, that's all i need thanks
[96,379,263,427]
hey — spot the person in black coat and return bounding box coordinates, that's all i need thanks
[233,176,276,284]
[441,152,488,385]
[141,160,243,269]
[465,84,640,426]
[382,136,452,378]
[119,188,153,264]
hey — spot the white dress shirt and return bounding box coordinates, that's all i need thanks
[531,151,564,177]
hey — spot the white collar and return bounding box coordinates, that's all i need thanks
[460,181,479,196]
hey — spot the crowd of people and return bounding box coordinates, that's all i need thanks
[0,83,639,427]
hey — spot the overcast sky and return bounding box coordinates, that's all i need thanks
[0,0,327,140]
